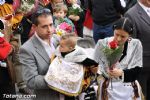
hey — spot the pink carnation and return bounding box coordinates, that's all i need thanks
[59,22,72,33]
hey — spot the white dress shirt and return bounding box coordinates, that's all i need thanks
[138,1,150,17]
[35,33,55,58]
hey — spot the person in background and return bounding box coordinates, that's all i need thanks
[53,3,75,32]
[65,0,85,37]
[89,0,124,43]
[83,9,93,38]
[124,0,150,99]
[124,0,137,12]
[0,19,16,99]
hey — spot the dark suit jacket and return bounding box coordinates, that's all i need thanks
[125,3,150,70]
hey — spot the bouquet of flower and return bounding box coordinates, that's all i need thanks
[17,0,38,15]
[55,22,73,36]
[102,40,123,70]
[101,40,123,89]
[68,4,83,16]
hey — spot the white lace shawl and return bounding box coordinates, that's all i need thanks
[94,37,143,76]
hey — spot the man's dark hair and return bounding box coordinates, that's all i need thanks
[32,8,52,25]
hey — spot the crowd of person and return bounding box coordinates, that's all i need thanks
[0,0,150,100]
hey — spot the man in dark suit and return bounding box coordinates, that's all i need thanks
[125,0,150,99]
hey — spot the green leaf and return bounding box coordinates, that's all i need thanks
[102,45,123,67]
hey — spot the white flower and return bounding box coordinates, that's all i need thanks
[18,0,35,13]
[72,4,80,9]
[0,0,5,5]
[56,27,66,36]
[0,32,4,37]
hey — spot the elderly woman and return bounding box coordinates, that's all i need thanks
[94,17,144,100]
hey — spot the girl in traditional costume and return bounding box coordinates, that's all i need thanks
[94,17,144,100]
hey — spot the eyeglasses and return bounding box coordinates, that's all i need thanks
[32,8,52,25]
[35,8,51,16]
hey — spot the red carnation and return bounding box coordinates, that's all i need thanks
[66,25,72,33]
[109,40,118,49]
